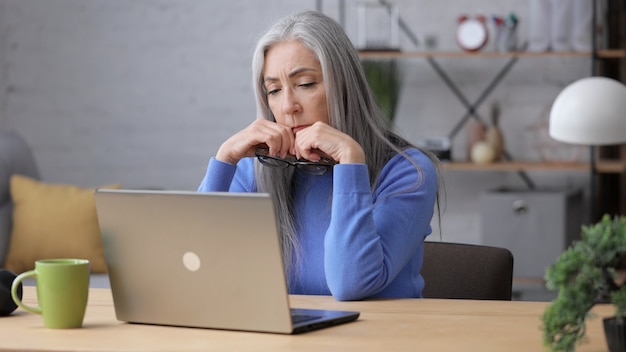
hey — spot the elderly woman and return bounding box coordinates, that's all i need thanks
[198,11,440,301]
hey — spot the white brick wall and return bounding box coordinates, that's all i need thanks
[0,0,592,244]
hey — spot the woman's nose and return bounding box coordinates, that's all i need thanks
[282,88,302,116]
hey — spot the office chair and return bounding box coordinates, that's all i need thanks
[421,241,514,300]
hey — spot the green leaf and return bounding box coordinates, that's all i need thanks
[361,58,403,127]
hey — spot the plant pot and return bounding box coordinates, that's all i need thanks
[604,317,626,352]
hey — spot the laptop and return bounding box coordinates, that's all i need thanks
[94,189,359,334]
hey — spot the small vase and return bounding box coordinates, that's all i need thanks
[485,102,505,161]
[603,317,626,352]
[550,0,573,51]
[527,0,551,52]
[466,118,486,161]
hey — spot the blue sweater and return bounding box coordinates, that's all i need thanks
[197,148,438,300]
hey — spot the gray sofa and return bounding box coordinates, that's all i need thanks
[0,132,39,268]
[0,131,109,288]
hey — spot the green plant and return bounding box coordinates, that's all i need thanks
[542,214,626,352]
[361,58,403,127]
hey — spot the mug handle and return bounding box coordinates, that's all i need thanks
[11,271,42,315]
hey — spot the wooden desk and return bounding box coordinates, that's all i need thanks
[0,287,612,351]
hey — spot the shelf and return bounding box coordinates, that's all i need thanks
[441,160,626,173]
[595,160,626,173]
[360,49,623,177]
[359,47,624,177]
[358,49,626,59]
[596,49,626,59]
[441,161,589,172]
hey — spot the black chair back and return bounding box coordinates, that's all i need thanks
[421,241,514,300]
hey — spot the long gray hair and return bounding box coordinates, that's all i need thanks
[251,11,439,279]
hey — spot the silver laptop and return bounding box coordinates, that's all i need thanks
[94,189,359,334]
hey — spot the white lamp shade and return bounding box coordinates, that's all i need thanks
[549,77,626,145]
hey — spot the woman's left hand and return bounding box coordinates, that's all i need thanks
[292,122,365,164]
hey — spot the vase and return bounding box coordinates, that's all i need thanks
[485,102,505,161]
[466,118,486,161]
[550,0,573,51]
[603,317,626,352]
[527,0,550,52]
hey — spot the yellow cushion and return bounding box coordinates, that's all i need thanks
[4,175,121,274]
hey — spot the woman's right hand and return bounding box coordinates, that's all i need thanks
[215,119,295,165]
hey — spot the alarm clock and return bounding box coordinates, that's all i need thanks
[456,15,489,52]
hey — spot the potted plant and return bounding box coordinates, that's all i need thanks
[542,214,626,352]
[361,58,403,128]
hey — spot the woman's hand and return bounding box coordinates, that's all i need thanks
[215,119,294,165]
[292,122,365,164]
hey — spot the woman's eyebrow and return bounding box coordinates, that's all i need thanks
[264,67,318,83]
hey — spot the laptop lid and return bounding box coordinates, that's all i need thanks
[94,189,359,334]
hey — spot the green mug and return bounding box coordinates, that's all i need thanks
[11,258,90,329]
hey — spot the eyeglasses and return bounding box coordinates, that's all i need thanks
[254,148,336,175]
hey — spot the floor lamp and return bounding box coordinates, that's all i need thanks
[549,76,626,222]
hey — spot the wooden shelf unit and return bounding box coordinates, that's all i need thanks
[358,0,625,215]
[359,50,611,177]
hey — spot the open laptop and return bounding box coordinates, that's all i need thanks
[94,189,359,334]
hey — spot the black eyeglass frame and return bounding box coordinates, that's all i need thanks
[254,148,336,175]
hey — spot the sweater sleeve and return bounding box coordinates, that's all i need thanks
[197,157,256,192]
[324,149,438,301]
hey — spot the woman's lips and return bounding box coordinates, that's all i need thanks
[292,125,310,133]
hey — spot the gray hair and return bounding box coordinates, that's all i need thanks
[250,11,439,280]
